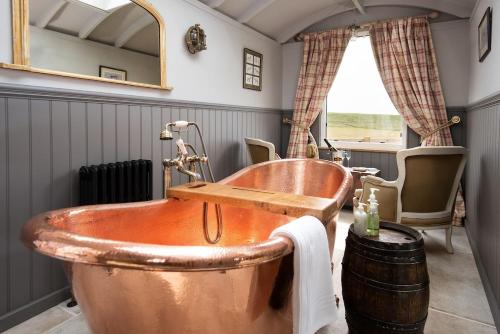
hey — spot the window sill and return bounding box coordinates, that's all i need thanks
[319,141,405,153]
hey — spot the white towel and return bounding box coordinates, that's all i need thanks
[270,216,337,334]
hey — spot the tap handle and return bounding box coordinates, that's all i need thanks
[176,138,189,156]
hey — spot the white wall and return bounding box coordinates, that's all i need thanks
[432,19,471,107]
[468,0,500,104]
[281,7,471,109]
[281,42,303,109]
[0,0,283,109]
[30,26,160,85]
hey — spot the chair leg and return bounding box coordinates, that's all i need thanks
[446,226,454,254]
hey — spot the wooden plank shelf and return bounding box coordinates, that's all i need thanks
[166,182,338,221]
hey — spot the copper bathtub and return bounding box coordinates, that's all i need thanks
[22,159,352,334]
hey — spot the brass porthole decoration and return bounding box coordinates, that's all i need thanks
[186,24,207,54]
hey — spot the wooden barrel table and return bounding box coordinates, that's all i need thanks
[341,222,429,334]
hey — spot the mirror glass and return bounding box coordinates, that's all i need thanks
[29,0,161,86]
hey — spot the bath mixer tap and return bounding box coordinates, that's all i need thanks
[160,121,222,244]
[162,157,201,187]
[165,138,203,181]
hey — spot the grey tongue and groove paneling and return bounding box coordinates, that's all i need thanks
[7,98,31,311]
[0,85,282,331]
[465,95,500,328]
[0,98,7,317]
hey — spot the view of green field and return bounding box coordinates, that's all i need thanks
[327,112,402,143]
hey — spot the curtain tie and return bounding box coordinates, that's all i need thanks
[283,118,309,131]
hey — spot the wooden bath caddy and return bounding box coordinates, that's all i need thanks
[166,182,338,221]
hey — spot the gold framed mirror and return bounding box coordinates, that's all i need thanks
[3,0,171,90]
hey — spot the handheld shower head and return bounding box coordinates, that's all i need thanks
[160,125,173,140]
[160,121,192,140]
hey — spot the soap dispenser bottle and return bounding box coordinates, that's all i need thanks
[353,202,367,236]
[367,188,380,237]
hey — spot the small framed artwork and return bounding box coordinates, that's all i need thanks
[243,48,262,91]
[99,66,127,81]
[478,7,492,62]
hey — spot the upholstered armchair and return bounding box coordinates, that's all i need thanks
[245,138,280,164]
[353,146,468,253]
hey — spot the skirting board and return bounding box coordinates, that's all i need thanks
[0,83,282,114]
[0,287,71,332]
[465,223,500,329]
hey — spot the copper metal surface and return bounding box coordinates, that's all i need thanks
[22,159,352,334]
[221,159,352,254]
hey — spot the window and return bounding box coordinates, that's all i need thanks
[326,35,405,151]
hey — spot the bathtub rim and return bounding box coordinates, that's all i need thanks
[21,200,294,272]
[21,158,351,272]
[220,158,353,211]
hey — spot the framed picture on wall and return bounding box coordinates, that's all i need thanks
[478,7,492,62]
[243,48,262,91]
[99,66,127,81]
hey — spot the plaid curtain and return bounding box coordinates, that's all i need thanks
[370,16,465,225]
[287,28,352,158]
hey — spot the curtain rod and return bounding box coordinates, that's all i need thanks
[293,11,440,42]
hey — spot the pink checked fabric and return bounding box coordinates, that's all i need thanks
[287,28,351,158]
[370,16,465,225]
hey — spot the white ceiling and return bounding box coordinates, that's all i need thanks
[198,0,478,42]
[29,0,160,56]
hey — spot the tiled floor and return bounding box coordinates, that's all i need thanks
[4,210,497,333]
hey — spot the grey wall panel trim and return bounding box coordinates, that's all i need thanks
[281,109,293,156]
[468,91,500,111]
[7,98,32,310]
[466,225,500,329]
[0,288,70,332]
[0,84,282,114]
[0,98,8,316]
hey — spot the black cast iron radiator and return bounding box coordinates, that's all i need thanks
[79,160,153,205]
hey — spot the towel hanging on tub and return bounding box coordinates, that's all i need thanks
[270,216,337,334]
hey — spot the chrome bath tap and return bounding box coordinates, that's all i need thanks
[160,121,211,194]
[162,137,203,188]
[160,121,222,244]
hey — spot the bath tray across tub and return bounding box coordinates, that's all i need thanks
[166,181,338,221]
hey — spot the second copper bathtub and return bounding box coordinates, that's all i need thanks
[22,159,352,333]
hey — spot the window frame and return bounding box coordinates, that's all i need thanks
[322,106,407,153]
[322,33,407,153]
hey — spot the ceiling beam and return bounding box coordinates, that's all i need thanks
[237,0,277,23]
[276,4,351,43]
[367,0,472,18]
[204,0,225,8]
[351,0,366,14]
[35,0,67,28]
[79,12,108,39]
[115,14,155,48]
[78,6,122,39]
